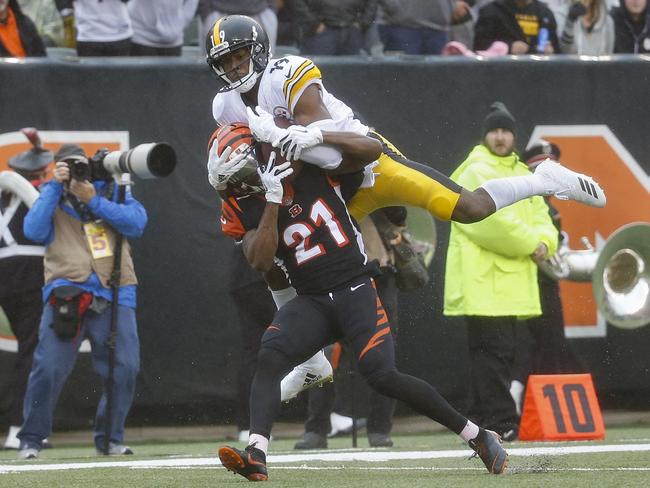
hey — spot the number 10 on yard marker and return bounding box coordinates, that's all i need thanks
[519,374,605,441]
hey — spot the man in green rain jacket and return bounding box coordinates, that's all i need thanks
[443,102,558,442]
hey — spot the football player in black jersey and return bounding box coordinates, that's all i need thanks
[216,128,509,480]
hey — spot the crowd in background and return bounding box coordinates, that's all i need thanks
[1,0,649,59]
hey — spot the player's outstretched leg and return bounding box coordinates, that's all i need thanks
[348,134,605,224]
[219,444,268,481]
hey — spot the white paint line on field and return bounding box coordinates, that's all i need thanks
[1,443,649,474]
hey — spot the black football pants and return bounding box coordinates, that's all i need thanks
[250,276,467,438]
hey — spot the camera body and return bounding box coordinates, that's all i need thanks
[66,151,111,182]
[64,143,176,182]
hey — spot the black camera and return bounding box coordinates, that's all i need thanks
[67,158,93,181]
[64,143,177,182]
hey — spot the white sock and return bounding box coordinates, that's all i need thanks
[248,434,269,455]
[459,421,481,442]
[480,175,546,211]
[269,286,297,309]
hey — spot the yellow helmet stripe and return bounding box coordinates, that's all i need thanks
[212,18,224,46]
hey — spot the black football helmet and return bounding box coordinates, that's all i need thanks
[205,15,271,94]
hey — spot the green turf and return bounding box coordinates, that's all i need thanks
[1,425,649,487]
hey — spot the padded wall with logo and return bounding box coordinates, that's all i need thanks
[0,56,648,428]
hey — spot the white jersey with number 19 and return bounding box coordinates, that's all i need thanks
[212,55,369,137]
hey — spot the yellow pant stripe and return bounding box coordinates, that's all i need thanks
[347,134,461,222]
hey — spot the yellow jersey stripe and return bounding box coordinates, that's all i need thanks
[282,60,313,99]
[288,65,322,111]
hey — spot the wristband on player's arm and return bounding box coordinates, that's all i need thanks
[269,286,297,309]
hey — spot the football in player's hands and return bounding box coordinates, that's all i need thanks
[256,116,302,181]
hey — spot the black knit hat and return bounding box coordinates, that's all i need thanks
[482,102,516,136]
[523,140,561,166]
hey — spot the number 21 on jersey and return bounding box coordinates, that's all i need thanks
[283,198,349,265]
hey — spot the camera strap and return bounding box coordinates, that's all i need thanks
[63,193,95,223]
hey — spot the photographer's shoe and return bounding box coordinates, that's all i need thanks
[18,447,39,460]
[219,444,268,481]
[468,429,508,474]
[96,442,133,456]
[280,350,333,402]
[535,159,606,207]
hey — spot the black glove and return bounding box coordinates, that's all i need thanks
[567,2,587,22]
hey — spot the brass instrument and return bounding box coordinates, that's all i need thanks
[538,223,650,329]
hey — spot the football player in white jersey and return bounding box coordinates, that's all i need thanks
[205,15,606,224]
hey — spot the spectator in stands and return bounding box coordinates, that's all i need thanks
[198,1,278,54]
[276,0,297,47]
[473,0,560,54]
[559,0,614,55]
[17,143,147,459]
[378,0,459,54]
[128,0,198,56]
[443,102,559,442]
[0,0,46,57]
[542,0,620,34]
[0,129,51,449]
[612,0,650,53]
[16,0,65,47]
[448,0,479,49]
[287,0,377,55]
[55,0,132,56]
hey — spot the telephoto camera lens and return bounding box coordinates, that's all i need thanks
[102,143,176,179]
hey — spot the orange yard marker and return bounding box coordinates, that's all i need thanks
[519,374,605,441]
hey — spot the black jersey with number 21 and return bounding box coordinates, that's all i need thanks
[221,165,371,294]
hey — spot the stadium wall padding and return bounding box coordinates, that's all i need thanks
[0,56,648,428]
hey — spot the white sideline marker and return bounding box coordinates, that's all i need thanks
[1,443,650,473]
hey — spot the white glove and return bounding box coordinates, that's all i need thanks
[206,143,247,191]
[258,152,294,204]
[246,106,287,144]
[276,125,323,162]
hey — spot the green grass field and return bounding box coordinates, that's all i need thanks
[1,425,649,487]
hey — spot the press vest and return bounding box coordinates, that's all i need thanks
[44,208,137,288]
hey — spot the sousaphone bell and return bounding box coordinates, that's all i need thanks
[538,222,650,329]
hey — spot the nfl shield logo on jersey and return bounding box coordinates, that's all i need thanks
[289,204,302,218]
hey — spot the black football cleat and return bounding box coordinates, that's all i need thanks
[468,429,509,474]
[218,444,268,481]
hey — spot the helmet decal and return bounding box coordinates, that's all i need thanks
[205,15,271,93]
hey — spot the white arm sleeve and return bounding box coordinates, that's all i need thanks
[269,286,298,310]
[298,119,343,170]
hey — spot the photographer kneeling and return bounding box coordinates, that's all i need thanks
[17,144,147,459]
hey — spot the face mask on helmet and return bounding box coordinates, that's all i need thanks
[213,122,265,196]
[206,15,271,94]
[209,46,260,93]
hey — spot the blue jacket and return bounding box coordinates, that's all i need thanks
[24,180,147,307]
